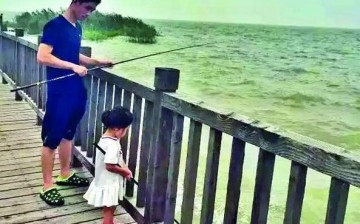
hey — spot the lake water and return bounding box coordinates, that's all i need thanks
[18,18,360,223]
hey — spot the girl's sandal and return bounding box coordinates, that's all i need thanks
[56,173,89,187]
[40,187,65,206]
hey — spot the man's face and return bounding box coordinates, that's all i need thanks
[73,2,98,21]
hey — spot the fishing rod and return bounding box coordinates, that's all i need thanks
[10,42,217,92]
[93,142,181,224]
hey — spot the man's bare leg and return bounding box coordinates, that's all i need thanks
[42,146,55,190]
[58,139,72,178]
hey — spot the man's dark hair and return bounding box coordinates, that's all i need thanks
[72,0,101,4]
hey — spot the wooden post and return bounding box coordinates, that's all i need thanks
[36,36,43,126]
[37,35,42,46]
[15,28,24,37]
[0,14,7,32]
[0,14,3,31]
[14,29,24,101]
[144,67,180,223]
[71,46,91,168]
[1,77,7,84]
[325,178,349,224]
[74,46,91,146]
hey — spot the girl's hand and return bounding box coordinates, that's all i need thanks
[125,169,133,180]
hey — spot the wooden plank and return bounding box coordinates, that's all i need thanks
[80,213,136,224]
[0,187,88,208]
[40,64,47,110]
[113,85,123,107]
[20,44,27,95]
[0,117,35,124]
[0,127,41,135]
[325,178,350,224]
[0,195,86,217]
[0,148,42,161]
[0,154,47,167]
[0,182,76,200]
[26,207,131,224]
[146,107,174,222]
[0,123,38,132]
[0,201,96,223]
[104,82,114,110]
[0,108,34,114]
[251,149,276,224]
[121,90,132,161]
[0,137,42,147]
[181,119,202,224]
[136,100,153,207]
[223,137,246,224]
[126,95,142,197]
[86,76,99,157]
[284,161,308,224]
[0,129,39,138]
[0,171,89,192]
[36,45,42,110]
[29,49,37,101]
[0,167,86,186]
[162,93,360,187]
[72,145,95,176]
[0,163,61,178]
[0,101,26,105]
[120,198,145,224]
[200,128,222,224]
[145,90,162,222]
[95,78,106,131]
[95,79,106,145]
[0,142,42,152]
[164,113,184,224]
[1,72,45,120]
[80,75,92,151]
[0,159,59,172]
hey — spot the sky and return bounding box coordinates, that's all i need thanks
[0,0,359,29]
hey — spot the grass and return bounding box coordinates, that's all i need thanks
[5,9,158,44]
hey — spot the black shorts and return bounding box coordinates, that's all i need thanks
[41,92,87,149]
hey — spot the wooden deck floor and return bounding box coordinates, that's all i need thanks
[0,83,136,223]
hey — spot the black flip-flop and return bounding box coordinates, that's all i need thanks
[55,173,89,187]
[40,187,65,206]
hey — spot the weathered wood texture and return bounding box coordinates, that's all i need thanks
[0,83,135,224]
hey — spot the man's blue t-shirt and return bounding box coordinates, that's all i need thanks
[41,15,85,96]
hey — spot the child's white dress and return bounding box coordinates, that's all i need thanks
[84,136,125,207]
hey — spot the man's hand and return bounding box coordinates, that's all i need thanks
[72,65,88,76]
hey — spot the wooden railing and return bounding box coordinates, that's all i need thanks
[1,28,359,224]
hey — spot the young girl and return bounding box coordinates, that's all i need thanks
[84,106,133,224]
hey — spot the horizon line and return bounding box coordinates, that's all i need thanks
[1,10,359,31]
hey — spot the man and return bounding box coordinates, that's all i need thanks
[37,0,113,206]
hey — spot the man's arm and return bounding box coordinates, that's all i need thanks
[37,44,87,76]
[80,53,113,67]
[79,53,100,66]
[37,43,76,69]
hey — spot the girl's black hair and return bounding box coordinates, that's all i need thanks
[72,0,101,4]
[101,106,133,129]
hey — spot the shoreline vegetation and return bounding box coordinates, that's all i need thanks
[3,9,159,43]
